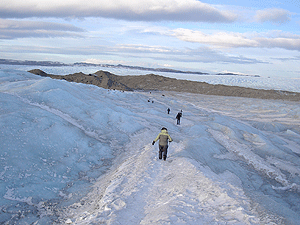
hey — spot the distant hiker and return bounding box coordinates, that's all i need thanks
[152,127,173,161]
[176,111,182,125]
[167,108,170,114]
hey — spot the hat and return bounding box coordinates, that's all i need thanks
[161,127,167,130]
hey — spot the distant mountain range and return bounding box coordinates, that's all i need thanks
[0,58,259,77]
[0,59,66,67]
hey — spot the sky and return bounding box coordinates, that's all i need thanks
[0,0,300,78]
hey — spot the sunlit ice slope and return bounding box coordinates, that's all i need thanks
[1,69,300,224]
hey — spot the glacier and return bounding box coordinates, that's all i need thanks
[0,67,300,224]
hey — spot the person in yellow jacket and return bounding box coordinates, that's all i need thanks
[152,127,173,161]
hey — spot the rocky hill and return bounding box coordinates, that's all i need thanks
[28,69,300,101]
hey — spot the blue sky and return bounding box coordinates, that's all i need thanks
[0,0,299,78]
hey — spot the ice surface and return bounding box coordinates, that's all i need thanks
[1,68,300,224]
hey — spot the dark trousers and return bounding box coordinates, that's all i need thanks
[159,145,168,160]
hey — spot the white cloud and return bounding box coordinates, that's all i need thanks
[171,28,258,48]
[255,8,291,24]
[117,44,172,53]
[168,28,300,51]
[1,43,265,65]
[256,36,300,50]
[271,56,300,62]
[83,59,126,65]
[0,0,237,22]
[0,19,84,39]
[110,44,266,64]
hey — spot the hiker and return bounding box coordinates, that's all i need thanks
[176,111,182,125]
[152,127,173,161]
[167,108,170,114]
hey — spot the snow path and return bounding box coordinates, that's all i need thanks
[60,130,260,225]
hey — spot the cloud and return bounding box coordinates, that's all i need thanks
[167,28,300,51]
[271,56,300,61]
[84,59,126,65]
[171,29,258,48]
[255,8,291,24]
[0,19,84,39]
[1,43,265,65]
[255,36,300,51]
[0,0,237,23]
[161,47,266,64]
[100,44,266,64]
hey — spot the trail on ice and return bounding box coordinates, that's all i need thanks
[56,91,299,225]
[59,128,261,224]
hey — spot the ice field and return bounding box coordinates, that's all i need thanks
[0,68,300,224]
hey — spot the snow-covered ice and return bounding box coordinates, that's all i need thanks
[1,68,300,224]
